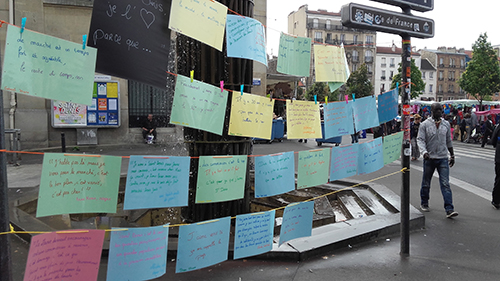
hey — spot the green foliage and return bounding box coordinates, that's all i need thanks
[458,33,500,105]
[390,58,425,99]
[346,64,373,98]
[305,82,334,101]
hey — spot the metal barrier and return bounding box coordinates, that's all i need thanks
[5,129,21,165]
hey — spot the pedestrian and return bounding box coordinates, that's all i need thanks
[417,102,458,218]
[410,114,421,160]
[460,116,466,142]
[464,113,472,143]
[142,113,157,143]
[482,115,494,148]
[490,123,500,209]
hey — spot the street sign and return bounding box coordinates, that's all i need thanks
[370,0,433,12]
[341,3,434,39]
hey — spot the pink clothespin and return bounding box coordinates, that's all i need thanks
[345,95,349,104]
[220,81,224,93]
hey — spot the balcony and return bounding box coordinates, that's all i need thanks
[381,76,386,80]
[439,64,444,67]
[438,78,444,81]
[448,78,455,81]
[314,38,324,43]
[389,64,395,68]
[381,63,386,68]
[352,56,359,62]
[365,56,374,63]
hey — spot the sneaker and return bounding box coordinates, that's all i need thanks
[304,139,308,143]
[492,202,500,210]
[420,205,430,212]
[446,210,458,218]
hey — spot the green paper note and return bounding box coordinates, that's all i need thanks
[36,153,122,217]
[2,25,96,105]
[277,33,311,77]
[170,75,228,135]
[196,155,247,203]
[297,148,331,189]
[383,132,404,165]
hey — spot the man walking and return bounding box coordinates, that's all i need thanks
[417,103,458,218]
[490,123,500,209]
[482,115,494,148]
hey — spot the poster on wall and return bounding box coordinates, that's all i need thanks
[52,80,120,128]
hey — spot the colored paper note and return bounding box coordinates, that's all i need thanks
[378,89,399,124]
[383,132,404,165]
[124,156,190,210]
[314,44,348,82]
[330,144,358,181]
[353,95,380,132]
[176,217,231,273]
[234,211,275,259]
[254,151,295,198]
[229,92,274,139]
[170,75,228,135]
[324,101,355,139]
[276,33,312,77]
[358,138,384,175]
[279,201,314,246]
[226,15,267,66]
[107,225,168,281]
[53,100,87,126]
[107,82,118,98]
[2,25,96,105]
[23,230,105,281]
[169,0,227,51]
[196,155,247,203]
[36,153,122,217]
[297,148,330,189]
[286,100,322,139]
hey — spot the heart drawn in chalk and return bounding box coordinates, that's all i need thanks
[140,8,155,29]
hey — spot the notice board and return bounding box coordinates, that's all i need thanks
[52,80,120,128]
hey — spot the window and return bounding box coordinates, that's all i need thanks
[429,72,434,79]
[439,57,444,66]
[326,33,332,42]
[422,71,426,79]
[367,64,373,73]
[381,57,386,67]
[390,58,395,67]
[313,18,319,28]
[461,59,465,67]
[128,80,173,128]
[381,70,386,80]
[429,84,433,93]
[326,20,331,29]
[314,31,323,42]
[353,35,358,44]
[352,64,358,71]
[340,34,345,43]
[352,50,359,62]
[366,35,373,44]
[438,84,443,93]
[365,50,373,62]
[389,70,394,79]
[439,71,444,80]
[380,83,385,93]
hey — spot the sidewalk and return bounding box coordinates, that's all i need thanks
[7,141,500,280]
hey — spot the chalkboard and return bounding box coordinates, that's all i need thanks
[88,0,172,89]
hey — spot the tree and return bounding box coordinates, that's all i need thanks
[459,33,500,108]
[305,82,333,101]
[390,58,425,99]
[345,64,373,98]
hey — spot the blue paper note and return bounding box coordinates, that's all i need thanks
[254,151,295,198]
[324,102,355,139]
[107,225,168,281]
[330,144,358,181]
[358,138,384,175]
[378,89,399,124]
[124,156,190,210]
[226,15,267,66]
[383,132,404,165]
[279,201,314,246]
[353,96,380,132]
[176,217,231,273]
[234,211,276,259]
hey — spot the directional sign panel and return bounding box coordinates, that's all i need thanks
[370,0,433,12]
[341,3,434,38]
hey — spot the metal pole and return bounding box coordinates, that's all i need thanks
[61,132,66,152]
[0,49,14,281]
[400,8,412,256]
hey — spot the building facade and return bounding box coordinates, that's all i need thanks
[287,5,376,91]
[374,45,421,97]
[419,58,437,101]
[420,47,467,101]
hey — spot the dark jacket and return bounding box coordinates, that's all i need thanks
[491,124,500,163]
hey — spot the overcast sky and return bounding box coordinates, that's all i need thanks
[266,0,498,56]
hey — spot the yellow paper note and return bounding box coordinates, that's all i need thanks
[229,92,274,139]
[106,82,118,98]
[169,0,227,51]
[314,45,348,82]
[286,100,322,139]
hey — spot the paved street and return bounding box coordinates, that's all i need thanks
[7,135,500,280]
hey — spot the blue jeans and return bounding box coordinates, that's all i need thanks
[420,158,454,212]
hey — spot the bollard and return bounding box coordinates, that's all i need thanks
[61,132,66,152]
